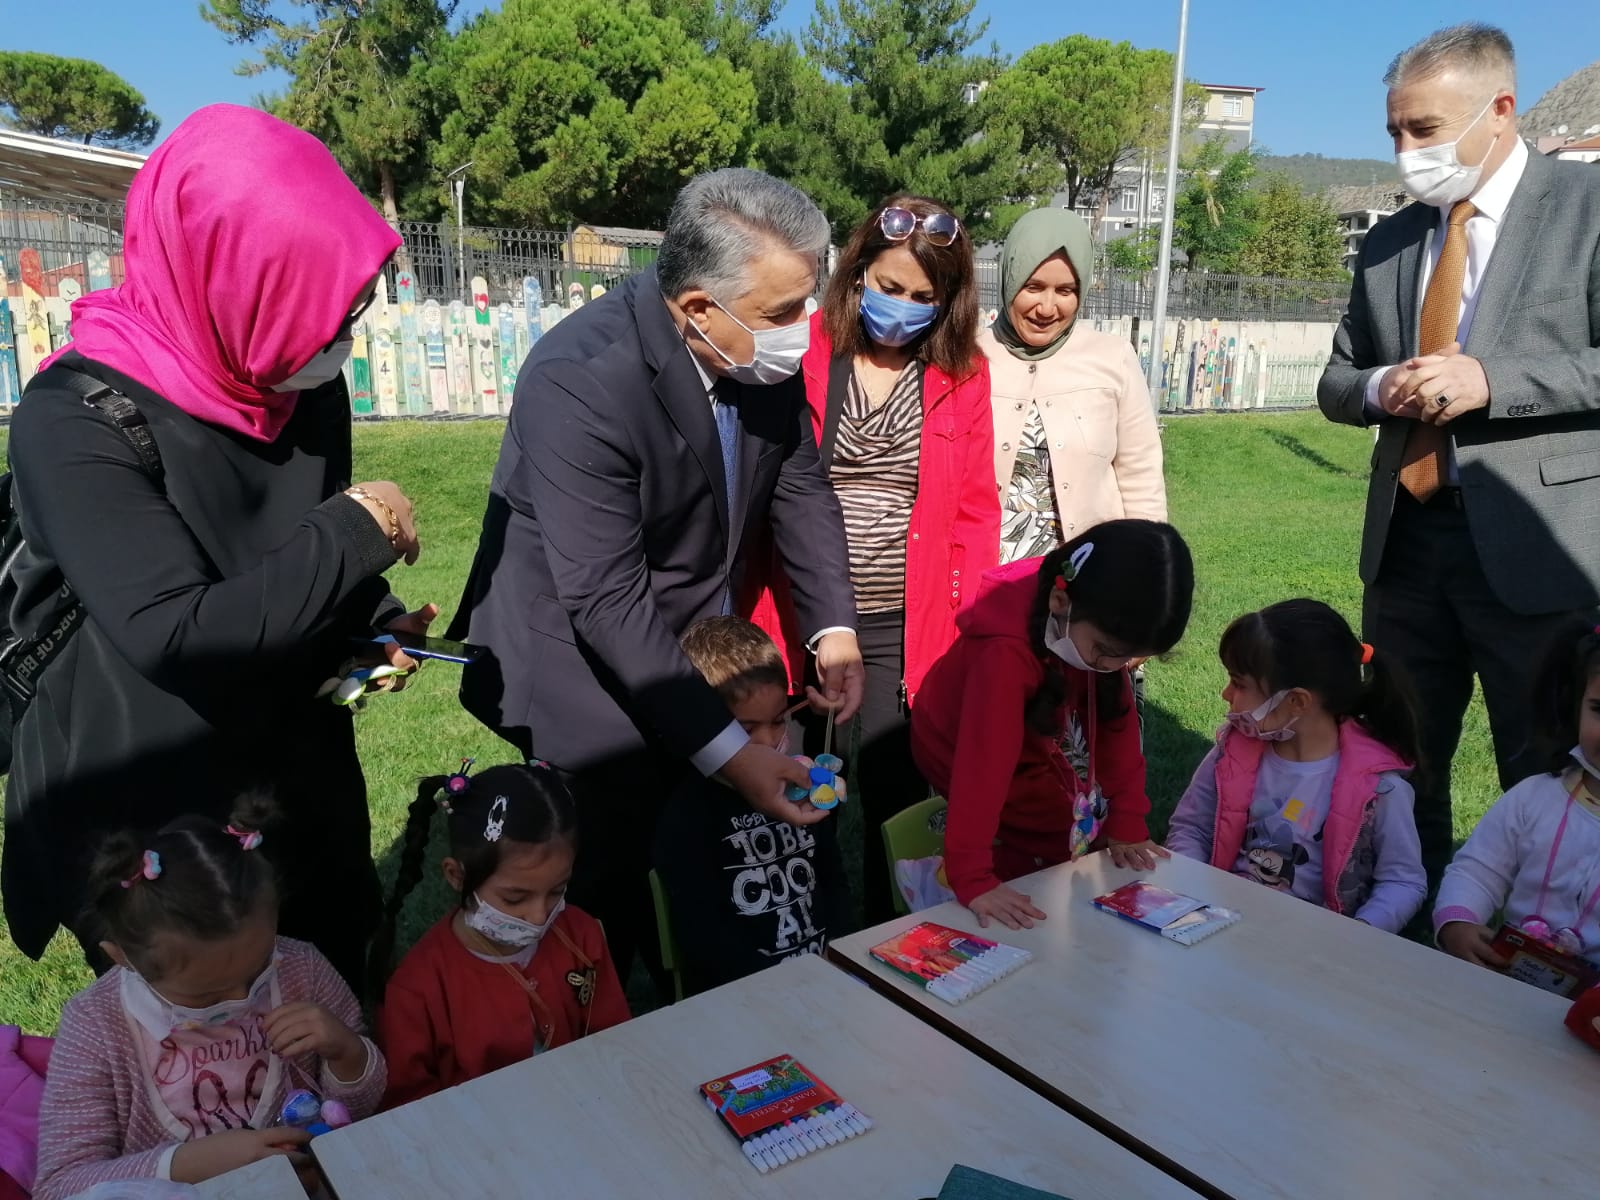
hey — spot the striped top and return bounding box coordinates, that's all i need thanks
[831,362,923,613]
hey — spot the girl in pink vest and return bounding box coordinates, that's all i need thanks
[1166,599,1427,932]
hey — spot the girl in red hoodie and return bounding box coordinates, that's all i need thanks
[911,520,1194,930]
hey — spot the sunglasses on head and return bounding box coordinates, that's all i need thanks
[878,207,961,247]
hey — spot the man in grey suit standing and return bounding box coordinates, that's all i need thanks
[1320,23,1600,892]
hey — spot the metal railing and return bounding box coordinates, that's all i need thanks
[0,199,1345,412]
[0,198,1350,322]
[0,197,125,288]
[391,220,663,305]
[974,260,1350,323]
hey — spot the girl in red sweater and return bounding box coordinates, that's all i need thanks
[911,520,1194,930]
[370,762,628,1109]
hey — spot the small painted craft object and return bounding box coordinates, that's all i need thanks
[317,662,409,706]
[279,1089,352,1138]
[785,708,847,809]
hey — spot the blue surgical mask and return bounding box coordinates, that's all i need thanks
[859,286,939,348]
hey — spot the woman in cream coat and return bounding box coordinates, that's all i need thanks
[979,208,1166,562]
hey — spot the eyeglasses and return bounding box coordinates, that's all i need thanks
[878,207,961,247]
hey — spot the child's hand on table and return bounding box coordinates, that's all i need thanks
[1109,839,1170,871]
[170,1126,311,1183]
[1438,922,1510,971]
[263,1001,369,1082]
[968,883,1047,931]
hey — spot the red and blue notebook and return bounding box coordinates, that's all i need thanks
[1093,881,1240,945]
[700,1054,872,1173]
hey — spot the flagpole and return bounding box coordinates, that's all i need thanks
[1145,0,1191,404]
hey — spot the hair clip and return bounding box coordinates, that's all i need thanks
[1359,642,1374,665]
[1056,542,1095,591]
[225,824,263,851]
[121,850,162,889]
[445,758,475,796]
[484,795,508,843]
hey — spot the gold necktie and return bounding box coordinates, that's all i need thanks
[1398,199,1476,503]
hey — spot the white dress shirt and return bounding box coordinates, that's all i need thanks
[684,347,853,776]
[1363,136,1530,482]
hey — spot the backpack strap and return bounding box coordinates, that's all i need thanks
[36,367,164,480]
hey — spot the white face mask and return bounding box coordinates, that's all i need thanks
[465,893,565,951]
[696,299,809,386]
[271,340,354,393]
[1044,610,1119,674]
[1395,96,1499,207]
[1226,691,1298,742]
[1572,745,1600,780]
[124,958,278,1038]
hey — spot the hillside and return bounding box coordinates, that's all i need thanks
[1257,153,1395,192]
[1523,59,1600,139]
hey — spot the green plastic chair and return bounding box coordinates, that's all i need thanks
[880,795,949,916]
[648,868,685,1003]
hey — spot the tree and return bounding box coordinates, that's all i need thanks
[1104,226,1161,272]
[429,0,757,227]
[202,0,456,226]
[0,52,159,148]
[800,0,1035,240]
[1173,135,1258,272]
[986,35,1202,211]
[1238,174,1347,280]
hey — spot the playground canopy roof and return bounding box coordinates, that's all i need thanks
[0,129,145,205]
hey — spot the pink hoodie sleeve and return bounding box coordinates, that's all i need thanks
[300,948,387,1119]
[32,996,172,1200]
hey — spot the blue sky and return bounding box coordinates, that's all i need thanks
[13,0,1598,159]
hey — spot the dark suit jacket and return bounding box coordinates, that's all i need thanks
[1318,148,1600,615]
[450,268,854,768]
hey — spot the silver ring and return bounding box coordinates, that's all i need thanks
[1434,393,1451,408]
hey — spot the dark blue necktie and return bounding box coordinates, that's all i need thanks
[713,386,738,615]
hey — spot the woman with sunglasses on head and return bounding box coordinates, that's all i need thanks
[749,195,999,925]
[2,104,434,990]
[982,208,1166,562]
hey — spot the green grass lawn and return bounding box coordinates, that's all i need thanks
[0,411,1501,1033]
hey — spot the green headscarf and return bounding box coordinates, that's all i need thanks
[990,207,1095,362]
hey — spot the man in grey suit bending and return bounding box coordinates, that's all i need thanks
[1319,23,1600,890]
[451,169,863,985]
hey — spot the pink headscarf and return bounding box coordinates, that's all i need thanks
[47,104,402,442]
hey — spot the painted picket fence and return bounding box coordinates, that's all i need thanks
[0,247,1329,417]
[0,252,577,417]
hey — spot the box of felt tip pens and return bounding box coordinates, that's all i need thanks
[699,1053,872,1173]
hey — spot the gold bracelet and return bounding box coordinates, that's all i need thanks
[345,486,400,548]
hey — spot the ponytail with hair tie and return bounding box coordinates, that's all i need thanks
[226,825,263,851]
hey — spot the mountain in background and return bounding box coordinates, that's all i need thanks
[1523,59,1600,139]
[1256,153,1396,192]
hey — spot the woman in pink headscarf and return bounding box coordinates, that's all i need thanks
[2,104,429,987]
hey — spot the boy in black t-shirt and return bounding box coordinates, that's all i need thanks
[653,617,852,995]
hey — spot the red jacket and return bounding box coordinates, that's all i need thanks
[745,312,999,703]
[909,557,1149,904]
[376,906,629,1110]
